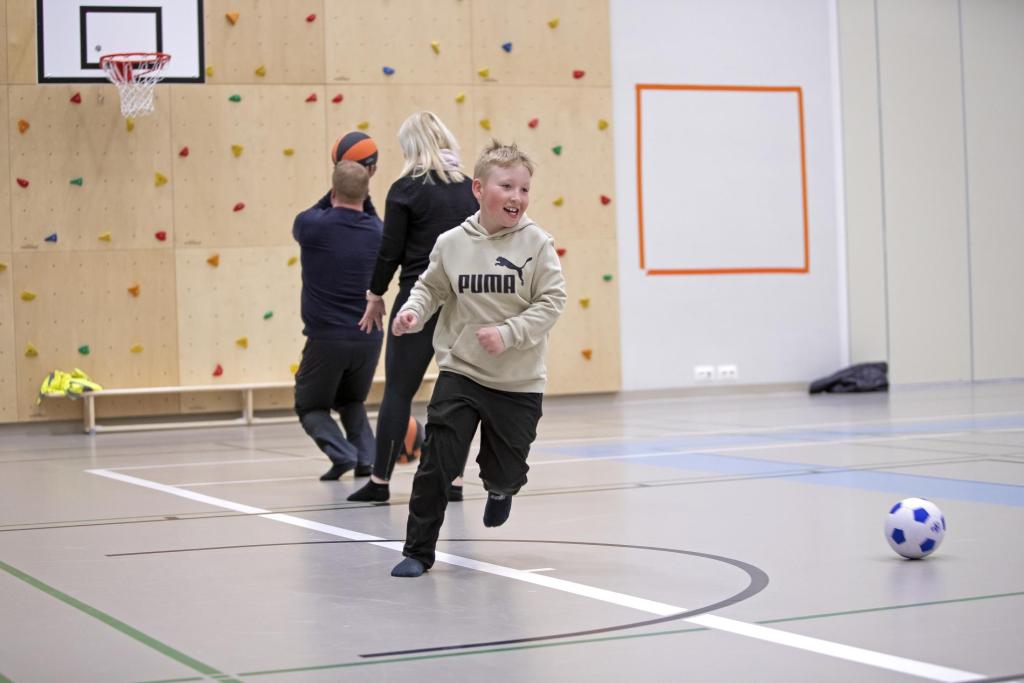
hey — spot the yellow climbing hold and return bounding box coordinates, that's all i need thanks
[206,65,215,77]
[0,262,7,272]
[290,363,300,375]
[283,148,295,156]
[552,197,564,206]
[287,256,298,266]
[232,144,244,157]
[598,119,609,130]
[98,231,112,242]
[126,118,135,132]
[579,297,590,308]
[455,92,466,103]
[155,172,168,187]
[255,65,266,77]
[548,17,560,28]
[20,290,36,301]
[357,121,370,130]
[236,336,249,349]
[25,343,38,358]
[431,41,440,54]
[130,343,144,353]
[477,67,490,78]
[479,118,491,130]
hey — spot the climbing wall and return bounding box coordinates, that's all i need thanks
[2,0,618,423]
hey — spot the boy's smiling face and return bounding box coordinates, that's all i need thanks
[473,163,531,234]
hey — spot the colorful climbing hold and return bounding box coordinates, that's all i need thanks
[357,121,370,130]
[528,118,539,128]
[206,65,215,77]
[236,336,248,349]
[573,70,585,79]
[0,262,6,271]
[305,93,317,102]
[18,119,29,134]
[44,233,57,243]
[20,290,36,301]
[155,231,167,241]
[70,177,83,186]
[479,119,491,130]
[581,349,593,360]
[213,363,224,377]
[98,232,112,242]
[455,92,466,103]
[556,247,567,256]
[16,178,29,188]
[255,65,266,77]
[306,13,316,22]
[126,117,136,132]
[579,298,590,308]
[70,92,82,104]
[289,363,299,375]
[283,148,295,156]
[477,67,490,78]
[552,145,563,155]
[502,42,513,52]
[600,194,612,205]
[602,273,614,281]
[548,17,560,28]
[127,283,140,297]
[155,172,168,187]
[552,197,564,206]
[598,119,609,130]
[207,253,220,267]
[179,146,190,157]
[263,311,273,320]
[25,343,38,358]
[431,41,440,54]
[382,66,395,76]
[287,256,298,266]
[233,202,245,212]
[225,12,239,25]
[130,344,144,353]
[229,94,241,102]
[332,93,344,103]
[78,345,90,355]
[231,144,243,157]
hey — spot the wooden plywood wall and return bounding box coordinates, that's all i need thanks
[1,0,618,424]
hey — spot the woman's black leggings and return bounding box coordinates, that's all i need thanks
[372,286,459,480]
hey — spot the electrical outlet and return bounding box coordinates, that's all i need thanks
[716,364,738,381]
[694,365,715,381]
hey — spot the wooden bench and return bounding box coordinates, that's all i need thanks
[50,375,437,434]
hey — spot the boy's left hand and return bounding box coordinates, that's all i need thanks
[476,327,506,355]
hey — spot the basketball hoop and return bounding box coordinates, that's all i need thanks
[99,52,171,119]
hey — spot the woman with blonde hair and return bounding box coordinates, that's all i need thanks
[350,111,478,502]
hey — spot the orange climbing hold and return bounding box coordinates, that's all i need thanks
[18,119,29,134]
[128,284,141,297]
[225,12,239,25]
[207,253,220,267]
[581,349,593,360]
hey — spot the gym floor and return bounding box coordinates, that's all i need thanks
[1,382,1023,682]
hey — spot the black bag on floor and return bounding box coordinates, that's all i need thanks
[809,362,889,394]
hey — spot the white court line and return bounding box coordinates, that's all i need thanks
[108,457,318,472]
[87,468,985,682]
[177,476,315,487]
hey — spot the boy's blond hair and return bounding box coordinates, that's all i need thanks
[473,139,535,181]
[332,159,370,204]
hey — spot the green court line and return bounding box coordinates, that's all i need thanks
[226,590,1024,678]
[0,561,240,683]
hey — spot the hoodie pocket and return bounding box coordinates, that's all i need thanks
[449,325,542,385]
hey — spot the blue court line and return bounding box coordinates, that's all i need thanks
[550,414,1024,506]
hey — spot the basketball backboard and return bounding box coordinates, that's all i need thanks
[36,0,204,82]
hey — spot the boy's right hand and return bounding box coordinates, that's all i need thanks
[392,310,419,336]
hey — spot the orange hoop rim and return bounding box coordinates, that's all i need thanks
[99,52,171,66]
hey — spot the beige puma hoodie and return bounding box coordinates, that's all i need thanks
[399,211,566,393]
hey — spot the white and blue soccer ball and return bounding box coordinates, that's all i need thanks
[885,497,946,559]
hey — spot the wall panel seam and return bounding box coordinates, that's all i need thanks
[956,0,975,381]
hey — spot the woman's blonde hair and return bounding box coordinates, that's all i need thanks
[397,111,466,184]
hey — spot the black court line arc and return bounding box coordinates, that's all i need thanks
[105,537,768,658]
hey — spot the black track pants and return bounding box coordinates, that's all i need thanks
[402,372,543,568]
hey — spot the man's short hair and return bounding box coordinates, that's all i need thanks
[473,139,535,181]
[332,159,370,204]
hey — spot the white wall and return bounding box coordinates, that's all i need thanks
[610,0,845,390]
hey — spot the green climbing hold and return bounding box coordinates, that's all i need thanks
[602,274,613,281]
[552,145,563,155]
[229,94,242,102]
[263,311,273,320]
[70,177,83,186]
[78,344,90,355]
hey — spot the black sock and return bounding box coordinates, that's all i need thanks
[319,463,352,481]
[483,492,512,527]
[347,480,390,502]
[391,557,427,577]
[447,484,463,502]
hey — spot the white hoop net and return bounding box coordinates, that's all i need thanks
[100,53,171,119]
